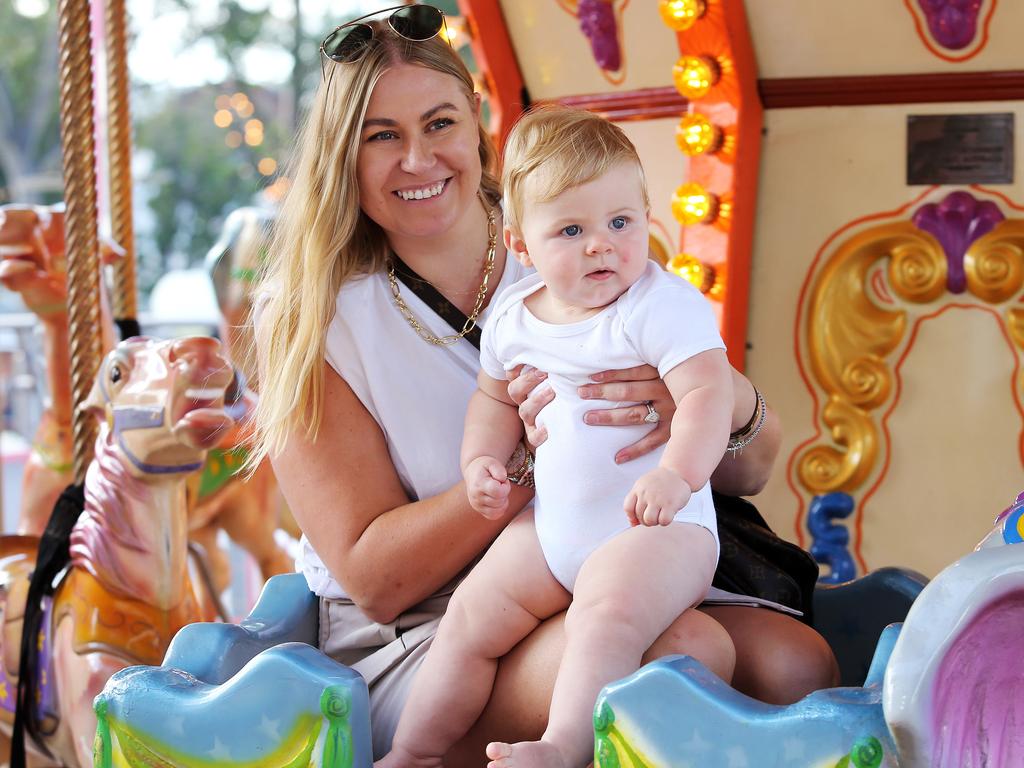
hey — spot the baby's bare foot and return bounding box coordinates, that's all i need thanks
[485,740,570,768]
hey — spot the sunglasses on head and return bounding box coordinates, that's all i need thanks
[320,4,447,66]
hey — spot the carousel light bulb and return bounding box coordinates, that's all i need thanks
[668,253,714,293]
[440,16,467,47]
[659,0,707,31]
[672,55,720,100]
[671,182,719,226]
[675,113,721,156]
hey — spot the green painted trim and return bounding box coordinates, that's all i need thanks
[106,710,323,767]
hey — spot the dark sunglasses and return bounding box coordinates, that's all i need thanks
[320,5,446,66]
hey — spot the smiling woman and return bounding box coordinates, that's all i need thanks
[248,4,837,763]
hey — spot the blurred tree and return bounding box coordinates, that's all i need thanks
[0,1,62,204]
[133,83,290,294]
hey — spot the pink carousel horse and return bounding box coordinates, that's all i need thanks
[0,203,293,596]
[0,336,231,767]
[0,204,119,536]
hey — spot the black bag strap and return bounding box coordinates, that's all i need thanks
[10,482,86,767]
[390,252,482,351]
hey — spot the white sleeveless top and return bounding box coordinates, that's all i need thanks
[297,258,532,598]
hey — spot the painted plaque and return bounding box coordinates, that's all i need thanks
[907,113,1014,185]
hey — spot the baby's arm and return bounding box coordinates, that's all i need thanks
[624,348,733,526]
[461,370,526,519]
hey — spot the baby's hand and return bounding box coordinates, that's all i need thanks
[624,467,692,526]
[464,456,511,519]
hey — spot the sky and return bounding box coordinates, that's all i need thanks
[12,0,387,89]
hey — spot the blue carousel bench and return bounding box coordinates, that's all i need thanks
[92,566,926,768]
[93,574,371,768]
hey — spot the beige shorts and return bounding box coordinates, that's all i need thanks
[319,587,455,759]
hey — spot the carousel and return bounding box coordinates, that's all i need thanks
[0,0,1022,766]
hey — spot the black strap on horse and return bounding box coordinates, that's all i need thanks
[10,482,86,768]
[390,252,483,350]
[115,317,142,341]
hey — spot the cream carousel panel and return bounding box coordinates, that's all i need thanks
[746,100,1024,579]
[747,0,1022,77]
[498,0,680,98]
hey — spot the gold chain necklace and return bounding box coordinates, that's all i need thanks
[387,205,497,346]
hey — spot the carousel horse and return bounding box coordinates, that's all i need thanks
[0,336,231,767]
[190,206,296,593]
[0,204,118,536]
[592,493,1024,767]
[0,203,293,595]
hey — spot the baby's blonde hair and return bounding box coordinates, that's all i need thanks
[502,104,649,235]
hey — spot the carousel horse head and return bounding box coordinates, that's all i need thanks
[0,204,68,316]
[80,336,236,479]
[0,202,123,318]
[204,206,272,382]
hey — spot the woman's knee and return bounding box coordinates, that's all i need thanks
[644,609,735,683]
[740,621,839,704]
[774,625,840,698]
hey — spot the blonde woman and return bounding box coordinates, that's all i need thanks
[251,5,838,763]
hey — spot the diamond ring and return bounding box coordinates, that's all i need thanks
[643,401,660,424]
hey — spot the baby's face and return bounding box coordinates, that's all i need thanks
[514,162,650,314]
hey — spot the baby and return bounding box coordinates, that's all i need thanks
[378,105,734,768]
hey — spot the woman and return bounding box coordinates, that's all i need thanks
[250,6,838,763]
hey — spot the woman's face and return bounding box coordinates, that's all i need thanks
[356,63,483,242]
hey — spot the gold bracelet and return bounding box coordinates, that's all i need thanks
[727,389,766,455]
[730,386,762,439]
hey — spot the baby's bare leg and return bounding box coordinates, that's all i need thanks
[486,523,717,768]
[378,511,569,768]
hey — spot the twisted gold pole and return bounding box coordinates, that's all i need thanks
[57,0,102,483]
[105,0,138,321]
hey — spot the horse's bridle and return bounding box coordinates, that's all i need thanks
[99,370,204,475]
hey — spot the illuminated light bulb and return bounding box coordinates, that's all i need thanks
[675,113,722,156]
[439,16,469,47]
[258,157,277,176]
[671,182,719,226]
[659,0,707,31]
[668,253,715,294]
[672,55,720,100]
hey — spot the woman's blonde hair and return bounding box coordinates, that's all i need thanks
[249,19,499,467]
[502,104,649,235]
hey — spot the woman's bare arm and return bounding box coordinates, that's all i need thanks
[709,367,782,496]
[271,362,532,624]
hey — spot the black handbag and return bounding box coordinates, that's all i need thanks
[711,491,819,624]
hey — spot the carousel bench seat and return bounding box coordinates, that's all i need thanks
[93,573,372,768]
[93,569,926,768]
[594,623,903,768]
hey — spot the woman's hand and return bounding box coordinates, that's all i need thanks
[506,365,555,448]
[579,364,675,464]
